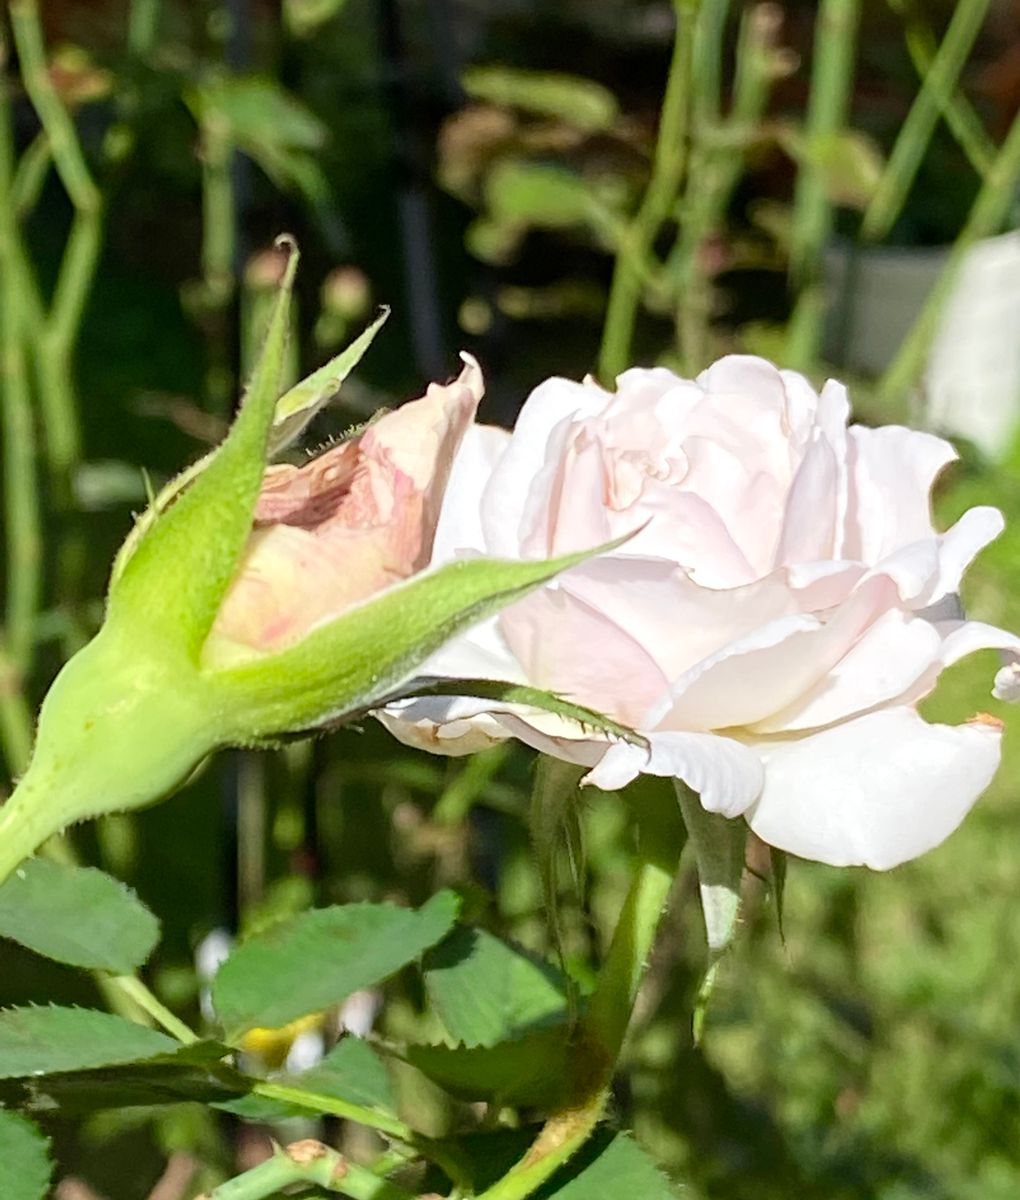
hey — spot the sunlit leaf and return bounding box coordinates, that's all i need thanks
[424,926,571,1046]
[0,1008,177,1079]
[462,66,619,132]
[0,859,159,974]
[212,892,460,1040]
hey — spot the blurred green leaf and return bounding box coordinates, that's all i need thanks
[0,1110,52,1200]
[285,0,352,37]
[462,66,619,132]
[776,123,884,210]
[424,925,571,1046]
[212,891,460,1040]
[219,1036,396,1121]
[486,160,601,230]
[0,1008,177,1078]
[406,1024,571,1107]
[0,859,159,974]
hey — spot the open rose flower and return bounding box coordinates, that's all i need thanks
[379,356,1020,869]
[204,356,482,665]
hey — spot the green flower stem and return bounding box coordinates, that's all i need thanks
[200,111,238,413]
[672,2,782,370]
[784,0,862,369]
[0,637,32,778]
[887,0,995,179]
[109,975,200,1044]
[878,102,1020,403]
[11,131,51,216]
[475,776,685,1200]
[598,0,701,382]
[201,1141,417,1200]
[862,0,992,243]
[128,0,163,56]
[251,1080,416,1142]
[11,0,101,649]
[0,43,43,674]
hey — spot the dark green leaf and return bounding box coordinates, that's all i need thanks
[0,1007,177,1078]
[298,1036,395,1112]
[406,1024,571,1107]
[424,926,571,1047]
[0,1041,243,1115]
[0,1110,52,1200]
[0,859,159,973]
[212,891,460,1040]
[539,1132,678,1199]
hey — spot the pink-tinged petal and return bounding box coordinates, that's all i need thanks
[481,375,609,555]
[661,571,904,731]
[843,425,957,563]
[786,560,865,610]
[938,618,1020,667]
[622,487,756,586]
[206,364,481,664]
[584,730,764,816]
[745,708,1002,869]
[546,425,615,556]
[750,609,942,733]
[431,423,511,563]
[499,585,668,725]
[774,431,837,567]
[562,558,799,682]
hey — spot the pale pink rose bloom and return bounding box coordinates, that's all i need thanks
[204,357,483,667]
[378,356,1020,869]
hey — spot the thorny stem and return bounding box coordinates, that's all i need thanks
[598,0,700,382]
[474,770,684,1200]
[199,1140,417,1200]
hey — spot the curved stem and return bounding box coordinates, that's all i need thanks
[476,776,685,1200]
[202,1140,416,1200]
[598,0,700,382]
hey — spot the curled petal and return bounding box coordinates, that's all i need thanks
[745,708,1002,869]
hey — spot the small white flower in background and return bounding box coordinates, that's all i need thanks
[379,356,1020,870]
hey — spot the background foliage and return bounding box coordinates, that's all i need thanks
[2,1,1020,1197]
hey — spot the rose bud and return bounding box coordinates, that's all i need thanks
[0,241,600,884]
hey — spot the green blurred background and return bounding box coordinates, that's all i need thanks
[3,1,1020,1196]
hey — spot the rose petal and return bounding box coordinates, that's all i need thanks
[844,425,956,563]
[431,423,512,563]
[750,609,942,734]
[745,708,1001,868]
[584,730,764,817]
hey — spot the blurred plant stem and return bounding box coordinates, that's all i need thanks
[671,3,784,371]
[10,0,106,657]
[784,0,861,370]
[887,0,995,179]
[475,774,684,1200]
[200,109,238,414]
[128,0,163,57]
[878,105,1020,404]
[203,1141,416,1200]
[0,37,43,675]
[598,0,700,382]
[862,0,992,242]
